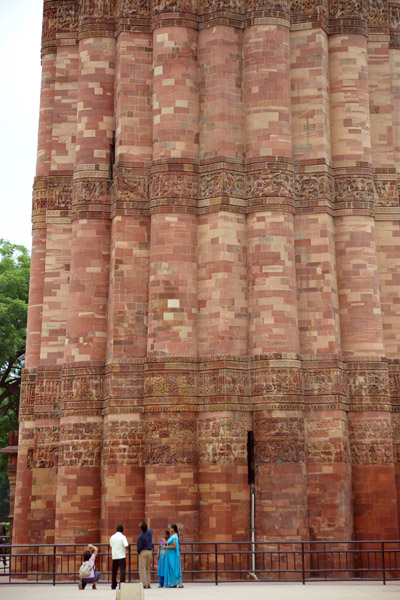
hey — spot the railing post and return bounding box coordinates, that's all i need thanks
[301,542,305,585]
[215,543,218,585]
[381,541,386,585]
[128,543,131,582]
[53,545,56,586]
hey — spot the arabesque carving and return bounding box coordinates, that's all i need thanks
[150,173,198,199]
[145,441,197,464]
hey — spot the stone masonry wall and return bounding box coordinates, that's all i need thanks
[13,0,400,546]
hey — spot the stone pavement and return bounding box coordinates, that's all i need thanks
[0,582,399,600]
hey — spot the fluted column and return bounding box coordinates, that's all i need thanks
[374,2,400,532]
[145,0,199,540]
[101,2,152,540]
[197,5,250,542]
[245,0,307,541]
[291,0,352,541]
[13,0,59,545]
[55,3,115,543]
[330,1,398,539]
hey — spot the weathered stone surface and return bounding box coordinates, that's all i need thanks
[12,0,400,548]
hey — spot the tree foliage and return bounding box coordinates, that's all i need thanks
[0,239,30,419]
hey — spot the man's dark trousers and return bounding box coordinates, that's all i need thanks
[111,558,126,589]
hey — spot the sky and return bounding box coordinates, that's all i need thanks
[0,0,43,252]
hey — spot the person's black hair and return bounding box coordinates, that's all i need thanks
[116,524,124,533]
[170,523,179,537]
[83,549,91,562]
[164,529,170,538]
[141,522,148,532]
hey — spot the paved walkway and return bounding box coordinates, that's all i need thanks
[0,581,399,600]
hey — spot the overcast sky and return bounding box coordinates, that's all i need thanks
[0,0,43,252]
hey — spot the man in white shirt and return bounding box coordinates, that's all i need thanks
[110,524,129,590]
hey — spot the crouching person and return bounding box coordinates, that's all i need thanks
[79,543,101,590]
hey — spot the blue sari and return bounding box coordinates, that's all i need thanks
[164,533,182,587]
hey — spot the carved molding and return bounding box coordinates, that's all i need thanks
[368,0,389,29]
[150,172,198,200]
[306,440,350,463]
[145,441,197,465]
[290,0,328,27]
[199,170,245,200]
[251,368,303,396]
[255,440,305,464]
[294,173,333,202]
[329,0,368,34]
[198,440,247,465]
[348,418,393,441]
[350,443,394,465]
[246,171,294,199]
[254,417,304,438]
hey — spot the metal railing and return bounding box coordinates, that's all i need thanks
[0,540,399,585]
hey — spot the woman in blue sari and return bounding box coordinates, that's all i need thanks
[164,523,183,588]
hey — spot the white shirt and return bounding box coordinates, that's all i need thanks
[110,531,129,559]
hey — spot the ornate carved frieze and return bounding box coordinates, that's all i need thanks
[145,419,196,438]
[246,0,291,25]
[152,0,198,28]
[305,418,348,438]
[104,362,144,414]
[199,169,245,200]
[103,420,144,465]
[145,441,197,464]
[294,172,333,213]
[290,0,328,29]
[390,2,400,48]
[198,0,244,28]
[29,424,60,469]
[348,418,393,441]
[350,442,393,465]
[306,440,349,463]
[29,445,59,469]
[34,368,62,419]
[20,370,37,421]
[197,415,251,465]
[254,416,304,438]
[19,425,35,445]
[251,368,303,397]
[79,0,116,32]
[334,175,375,216]
[198,440,247,464]
[346,362,390,410]
[389,362,400,405]
[150,172,198,200]
[33,177,73,216]
[246,162,294,212]
[374,174,399,207]
[42,1,80,54]
[112,167,149,215]
[61,364,104,416]
[329,0,369,35]
[255,440,305,464]
[72,177,111,218]
[58,1,80,32]
[144,372,197,397]
[116,0,152,32]
[58,421,102,467]
[198,416,249,438]
[42,3,58,50]
[198,365,250,408]
[368,0,389,30]
[303,368,345,397]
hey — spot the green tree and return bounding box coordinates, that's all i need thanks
[0,239,30,518]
